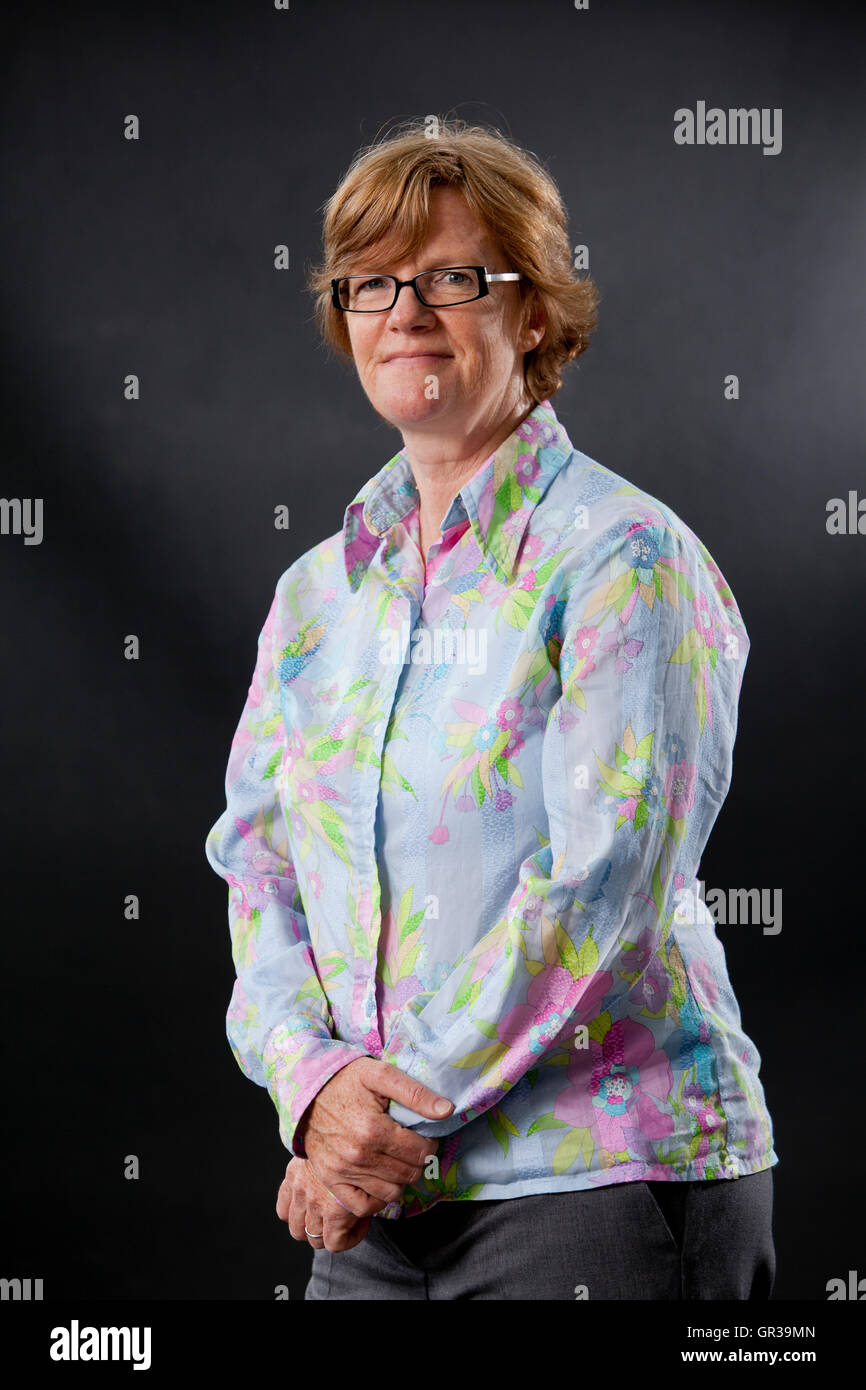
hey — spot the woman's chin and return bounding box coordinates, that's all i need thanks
[374,390,451,430]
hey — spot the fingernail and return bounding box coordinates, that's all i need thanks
[435,1099,451,1115]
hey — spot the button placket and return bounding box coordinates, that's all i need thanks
[351,562,423,1044]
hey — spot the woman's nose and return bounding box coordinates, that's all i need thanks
[385,282,437,327]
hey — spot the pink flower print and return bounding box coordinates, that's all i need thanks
[686,954,719,1010]
[279,729,305,782]
[383,605,404,635]
[628,927,658,975]
[664,759,696,820]
[503,728,525,758]
[245,839,274,876]
[468,938,509,987]
[440,695,525,822]
[496,965,613,1084]
[497,695,523,730]
[572,625,599,677]
[496,697,525,757]
[517,416,540,443]
[522,533,544,561]
[363,1028,382,1057]
[568,966,614,1028]
[248,664,265,711]
[356,881,375,945]
[630,959,670,1013]
[227,979,253,1029]
[515,452,542,488]
[520,891,545,923]
[251,874,297,914]
[497,966,576,1079]
[682,1081,715,1128]
[555,1017,674,1154]
[260,598,277,644]
[682,1082,724,1162]
[307,870,323,899]
[234,821,297,914]
[226,871,253,921]
[518,567,537,592]
[692,592,715,647]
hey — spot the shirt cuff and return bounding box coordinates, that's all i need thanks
[263,1027,370,1156]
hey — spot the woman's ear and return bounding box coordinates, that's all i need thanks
[519,288,546,353]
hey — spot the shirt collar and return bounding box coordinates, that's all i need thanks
[341,398,575,591]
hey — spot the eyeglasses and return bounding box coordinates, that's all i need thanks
[330,265,522,313]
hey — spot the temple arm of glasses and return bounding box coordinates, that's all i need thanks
[486,273,522,283]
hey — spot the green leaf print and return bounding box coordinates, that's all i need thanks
[552,1126,592,1176]
[488,1113,509,1156]
[527,1112,568,1135]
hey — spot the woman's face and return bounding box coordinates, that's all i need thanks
[343,185,544,442]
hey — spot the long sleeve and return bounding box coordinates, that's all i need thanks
[382,516,749,1138]
[205,586,369,1156]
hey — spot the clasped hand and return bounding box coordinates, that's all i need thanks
[275,1056,453,1252]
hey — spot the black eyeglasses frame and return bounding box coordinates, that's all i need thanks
[330,265,523,312]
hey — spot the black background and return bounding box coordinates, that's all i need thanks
[1,0,863,1301]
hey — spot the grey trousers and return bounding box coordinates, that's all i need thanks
[304,1167,775,1300]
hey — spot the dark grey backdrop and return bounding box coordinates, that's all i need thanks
[1,0,863,1300]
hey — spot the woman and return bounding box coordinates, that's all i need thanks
[205,119,778,1300]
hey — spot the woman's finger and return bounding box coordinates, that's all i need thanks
[324,1210,373,1254]
[305,1161,399,1217]
[303,1196,326,1248]
[335,1172,410,1207]
[275,1167,295,1223]
[287,1183,312,1243]
[340,1214,373,1252]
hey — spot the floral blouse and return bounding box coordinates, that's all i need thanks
[204,397,778,1217]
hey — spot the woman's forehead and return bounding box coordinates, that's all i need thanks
[351,218,496,272]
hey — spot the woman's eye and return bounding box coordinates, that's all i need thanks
[427,270,466,286]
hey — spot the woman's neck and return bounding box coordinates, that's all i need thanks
[407,395,537,560]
